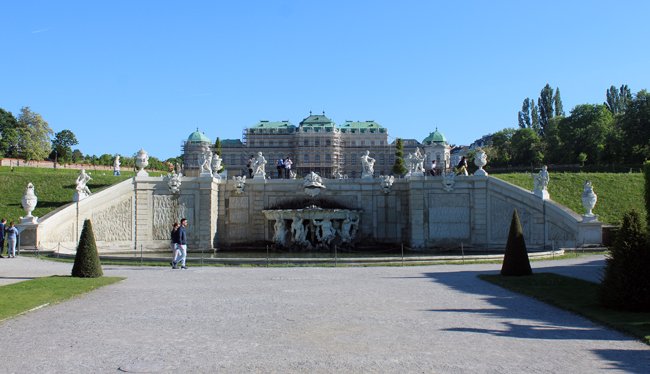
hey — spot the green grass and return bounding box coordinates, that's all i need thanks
[480,273,650,345]
[0,276,124,321]
[493,172,645,226]
[0,166,134,223]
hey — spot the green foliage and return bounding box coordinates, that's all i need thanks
[51,129,79,163]
[214,137,225,172]
[559,104,614,164]
[500,209,532,276]
[494,172,645,226]
[518,98,532,129]
[0,166,134,223]
[510,128,543,166]
[72,219,103,278]
[600,210,650,311]
[0,108,19,157]
[17,107,54,161]
[554,87,565,117]
[392,138,408,175]
[605,84,632,115]
[646,161,650,231]
[0,276,123,320]
[620,90,650,163]
[538,84,556,135]
[577,152,588,166]
[481,273,650,344]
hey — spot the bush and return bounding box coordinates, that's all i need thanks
[599,210,650,311]
[71,219,104,278]
[645,161,650,231]
[500,209,532,276]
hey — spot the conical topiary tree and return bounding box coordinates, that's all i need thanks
[71,219,103,278]
[500,209,532,276]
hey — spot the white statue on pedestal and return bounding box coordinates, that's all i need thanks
[113,155,121,176]
[211,153,223,177]
[360,150,375,178]
[21,182,38,224]
[533,165,550,200]
[582,180,598,220]
[74,169,92,201]
[253,152,267,179]
[199,151,213,177]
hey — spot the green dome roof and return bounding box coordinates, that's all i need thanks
[187,130,211,143]
[423,128,447,144]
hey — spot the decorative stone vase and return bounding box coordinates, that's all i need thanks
[581,180,598,219]
[474,149,488,176]
[135,148,149,176]
[21,182,38,224]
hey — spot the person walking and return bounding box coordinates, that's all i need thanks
[0,218,6,258]
[5,221,18,258]
[172,218,188,269]
[169,222,180,268]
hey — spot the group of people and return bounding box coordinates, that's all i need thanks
[169,218,189,269]
[0,218,19,258]
[427,156,469,176]
[275,156,293,178]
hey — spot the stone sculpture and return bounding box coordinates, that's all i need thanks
[303,171,326,197]
[233,175,246,194]
[74,169,92,201]
[380,175,395,194]
[360,150,375,179]
[273,218,288,246]
[442,171,455,192]
[533,165,550,200]
[199,151,213,177]
[291,215,309,246]
[339,213,359,243]
[581,180,598,220]
[211,153,223,177]
[167,171,182,194]
[135,148,149,176]
[113,155,121,176]
[253,151,267,179]
[313,218,336,244]
[473,149,488,176]
[21,182,38,224]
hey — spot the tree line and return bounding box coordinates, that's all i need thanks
[0,106,177,171]
[482,84,649,167]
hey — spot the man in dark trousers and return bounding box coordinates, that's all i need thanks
[0,218,6,258]
[172,218,189,269]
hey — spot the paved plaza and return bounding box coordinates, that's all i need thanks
[1,255,649,373]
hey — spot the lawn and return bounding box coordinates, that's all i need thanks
[480,273,650,345]
[0,276,124,321]
[0,166,135,223]
[493,172,645,226]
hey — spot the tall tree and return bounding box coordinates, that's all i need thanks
[51,129,78,163]
[518,98,532,128]
[511,127,543,165]
[538,84,555,135]
[17,107,53,161]
[554,87,565,117]
[0,108,19,157]
[392,138,408,175]
[619,90,650,162]
[605,84,633,115]
[531,99,540,133]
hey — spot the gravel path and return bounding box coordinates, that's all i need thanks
[1,255,648,373]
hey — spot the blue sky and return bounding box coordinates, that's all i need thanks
[2,0,649,160]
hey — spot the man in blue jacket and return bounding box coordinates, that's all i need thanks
[172,218,188,269]
[0,218,6,258]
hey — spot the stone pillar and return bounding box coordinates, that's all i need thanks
[134,176,154,251]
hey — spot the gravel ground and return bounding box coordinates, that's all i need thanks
[1,255,648,373]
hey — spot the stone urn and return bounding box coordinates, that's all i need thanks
[21,182,38,224]
[581,180,598,220]
[473,149,488,176]
[135,148,149,176]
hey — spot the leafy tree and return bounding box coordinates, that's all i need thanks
[577,152,588,167]
[71,149,84,163]
[392,138,408,175]
[531,99,540,133]
[605,84,633,115]
[71,219,104,278]
[619,90,650,163]
[538,84,555,135]
[518,98,532,128]
[484,128,515,166]
[500,209,532,276]
[558,104,614,164]
[0,108,19,157]
[511,127,543,165]
[51,129,78,163]
[16,107,53,161]
[543,116,564,164]
[554,87,565,117]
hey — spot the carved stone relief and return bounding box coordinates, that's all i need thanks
[428,194,470,239]
[489,196,531,242]
[153,195,194,240]
[93,198,133,241]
